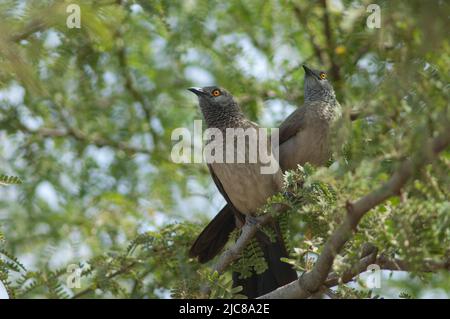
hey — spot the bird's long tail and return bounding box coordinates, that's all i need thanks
[189,207,297,298]
[232,221,297,298]
[189,205,236,263]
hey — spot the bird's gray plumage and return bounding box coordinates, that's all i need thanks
[188,86,296,298]
[188,66,341,297]
[303,65,339,107]
[190,66,342,264]
[189,86,283,215]
[189,86,246,130]
[277,65,341,169]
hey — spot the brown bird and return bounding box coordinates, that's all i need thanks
[277,65,342,169]
[189,65,341,297]
[188,86,296,298]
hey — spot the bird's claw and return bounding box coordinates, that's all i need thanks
[283,191,295,201]
[246,215,259,226]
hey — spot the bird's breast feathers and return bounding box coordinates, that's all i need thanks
[211,161,282,214]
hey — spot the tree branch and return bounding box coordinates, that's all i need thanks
[114,6,158,143]
[375,254,450,273]
[9,19,48,43]
[72,261,138,299]
[15,124,152,155]
[257,130,450,299]
[201,207,288,295]
[323,243,378,287]
[211,215,273,275]
[291,4,325,64]
[319,0,341,84]
[323,246,450,289]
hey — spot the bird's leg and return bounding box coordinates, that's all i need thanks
[245,215,259,226]
[283,190,295,200]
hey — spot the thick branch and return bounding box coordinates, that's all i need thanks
[258,131,450,299]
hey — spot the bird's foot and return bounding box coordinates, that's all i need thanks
[245,215,259,226]
[283,190,296,201]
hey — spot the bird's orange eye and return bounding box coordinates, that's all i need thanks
[212,89,221,97]
[319,72,327,80]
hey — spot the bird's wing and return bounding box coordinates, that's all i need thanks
[278,105,308,145]
[207,164,245,223]
[207,163,230,202]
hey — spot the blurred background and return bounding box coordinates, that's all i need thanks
[0,0,448,298]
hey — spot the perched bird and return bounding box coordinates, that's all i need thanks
[189,66,341,297]
[188,86,297,298]
[277,65,342,169]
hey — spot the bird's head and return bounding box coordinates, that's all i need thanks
[303,65,336,104]
[188,86,240,117]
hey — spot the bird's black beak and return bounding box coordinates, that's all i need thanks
[188,87,207,96]
[302,65,314,77]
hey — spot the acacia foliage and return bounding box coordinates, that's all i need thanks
[0,0,448,298]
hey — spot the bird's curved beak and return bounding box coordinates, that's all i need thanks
[188,87,207,96]
[302,65,314,77]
